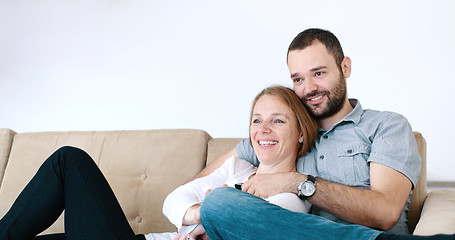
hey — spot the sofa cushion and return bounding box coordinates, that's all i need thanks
[413,190,455,235]
[0,129,211,235]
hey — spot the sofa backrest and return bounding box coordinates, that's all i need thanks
[0,129,427,235]
[206,138,244,165]
[0,129,211,234]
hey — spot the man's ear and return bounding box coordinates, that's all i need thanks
[341,57,352,79]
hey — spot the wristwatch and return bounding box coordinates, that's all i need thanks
[298,175,316,200]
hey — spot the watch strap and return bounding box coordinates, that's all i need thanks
[298,175,316,200]
[306,175,315,184]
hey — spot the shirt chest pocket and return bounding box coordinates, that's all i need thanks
[335,144,371,187]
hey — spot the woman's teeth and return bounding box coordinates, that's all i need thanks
[259,141,278,146]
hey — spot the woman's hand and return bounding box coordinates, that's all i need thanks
[174,224,209,240]
[182,204,201,226]
[180,184,227,238]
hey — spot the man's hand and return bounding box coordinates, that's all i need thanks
[241,172,306,198]
[174,224,209,240]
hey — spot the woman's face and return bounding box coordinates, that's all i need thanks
[250,94,301,165]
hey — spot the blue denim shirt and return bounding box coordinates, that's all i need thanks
[236,99,421,234]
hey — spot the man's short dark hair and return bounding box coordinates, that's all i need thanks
[287,28,345,71]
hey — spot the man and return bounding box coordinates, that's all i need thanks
[192,28,421,238]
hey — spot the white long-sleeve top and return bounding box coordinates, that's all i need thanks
[162,156,311,233]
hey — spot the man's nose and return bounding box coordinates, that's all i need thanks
[303,78,318,96]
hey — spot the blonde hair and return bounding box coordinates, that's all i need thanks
[249,85,318,158]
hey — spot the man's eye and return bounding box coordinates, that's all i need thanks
[315,72,323,77]
[293,78,302,83]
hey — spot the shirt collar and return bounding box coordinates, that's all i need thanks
[343,99,362,125]
[319,99,363,134]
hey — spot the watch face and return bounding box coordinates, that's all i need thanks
[302,181,315,196]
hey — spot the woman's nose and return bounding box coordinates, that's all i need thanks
[260,122,272,133]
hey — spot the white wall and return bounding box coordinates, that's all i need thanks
[1,0,454,181]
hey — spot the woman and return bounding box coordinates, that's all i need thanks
[0,85,318,240]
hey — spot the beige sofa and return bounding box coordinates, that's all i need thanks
[0,128,454,236]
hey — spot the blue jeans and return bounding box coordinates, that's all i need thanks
[200,187,382,240]
[0,146,139,240]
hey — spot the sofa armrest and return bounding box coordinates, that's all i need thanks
[0,128,16,185]
[413,190,455,235]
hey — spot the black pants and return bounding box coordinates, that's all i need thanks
[0,146,144,240]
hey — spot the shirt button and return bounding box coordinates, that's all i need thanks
[323,135,328,139]
[347,149,353,154]
[319,155,325,160]
[140,174,147,181]
[135,216,142,223]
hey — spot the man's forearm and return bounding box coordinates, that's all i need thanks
[244,170,410,230]
[189,148,237,182]
[308,178,405,230]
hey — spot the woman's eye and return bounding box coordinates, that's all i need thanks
[252,119,261,124]
[274,119,284,124]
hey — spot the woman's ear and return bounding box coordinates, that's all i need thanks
[298,132,304,143]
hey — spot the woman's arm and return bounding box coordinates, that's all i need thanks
[163,156,235,230]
